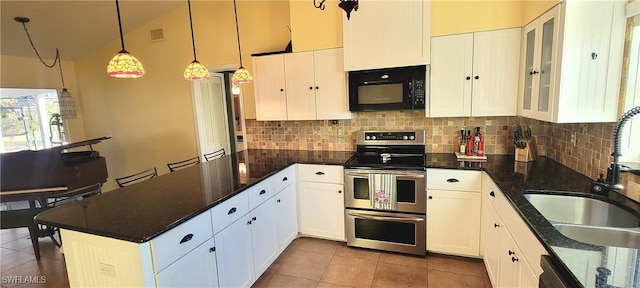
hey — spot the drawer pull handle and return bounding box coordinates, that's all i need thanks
[277,199,281,203]
[283,177,288,181]
[209,247,216,253]
[494,223,500,228]
[259,190,266,195]
[247,220,252,225]
[179,234,194,244]
[338,190,342,194]
[228,207,237,215]
[428,196,433,200]
[489,191,495,197]
[511,257,518,263]
[252,217,257,221]
[446,178,459,183]
[508,250,515,255]
[316,171,325,175]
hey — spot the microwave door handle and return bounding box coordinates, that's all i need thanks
[348,212,424,222]
[362,80,389,84]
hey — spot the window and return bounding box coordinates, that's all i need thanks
[0,88,66,153]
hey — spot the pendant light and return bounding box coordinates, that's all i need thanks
[183,0,211,81]
[106,0,145,78]
[232,0,253,84]
[15,17,76,120]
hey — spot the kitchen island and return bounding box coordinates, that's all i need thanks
[35,150,639,288]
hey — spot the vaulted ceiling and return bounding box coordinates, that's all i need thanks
[1,0,184,60]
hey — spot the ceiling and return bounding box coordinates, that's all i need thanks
[1,0,185,60]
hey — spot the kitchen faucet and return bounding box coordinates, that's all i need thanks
[592,106,640,194]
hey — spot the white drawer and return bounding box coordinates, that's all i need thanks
[426,169,482,192]
[247,177,275,210]
[274,165,296,192]
[211,192,249,235]
[298,164,343,184]
[151,212,213,272]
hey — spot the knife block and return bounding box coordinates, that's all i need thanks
[515,137,538,162]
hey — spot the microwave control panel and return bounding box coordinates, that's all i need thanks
[412,80,426,107]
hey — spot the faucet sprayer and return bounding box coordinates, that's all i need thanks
[592,106,640,194]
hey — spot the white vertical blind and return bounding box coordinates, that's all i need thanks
[195,73,231,158]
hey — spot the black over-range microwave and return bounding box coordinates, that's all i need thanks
[348,65,428,112]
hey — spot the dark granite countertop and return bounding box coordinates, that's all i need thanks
[425,153,639,288]
[34,149,354,243]
[35,150,638,287]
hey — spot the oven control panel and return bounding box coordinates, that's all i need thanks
[364,132,415,141]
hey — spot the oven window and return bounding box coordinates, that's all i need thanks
[354,218,416,245]
[358,84,403,104]
[353,178,417,203]
[354,178,370,200]
[397,180,416,203]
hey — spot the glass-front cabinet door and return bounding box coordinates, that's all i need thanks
[519,4,559,122]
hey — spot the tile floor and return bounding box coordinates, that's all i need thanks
[0,229,492,288]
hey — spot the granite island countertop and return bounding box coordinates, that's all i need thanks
[35,150,639,287]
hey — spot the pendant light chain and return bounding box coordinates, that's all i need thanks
[115,0,126,52]
[233,0,243,66]
[188,0,198,61]
[18,19,65,87]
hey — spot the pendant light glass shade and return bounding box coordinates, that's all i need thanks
[184,0,210,81]
[107,50,145,78]
[58,88,77,119]
[232,0,252,84]
[232,66,253,84]
[184,60,211,80]
[107,0,145,78]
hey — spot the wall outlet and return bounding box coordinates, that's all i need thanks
[99,263,116,278]
[570,133,577,146]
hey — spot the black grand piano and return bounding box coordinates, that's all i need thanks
[0,137,110,260]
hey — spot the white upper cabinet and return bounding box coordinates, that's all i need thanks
[430,28,521,117]
[342,0,430,71]
[253,48,353,121]
[518,0,626,123]
[253,54,287,121]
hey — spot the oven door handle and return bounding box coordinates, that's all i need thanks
[345,172,426,178]
[348,212,425,222]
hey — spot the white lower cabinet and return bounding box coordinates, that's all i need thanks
[275,184,298,252]
[249,200,279,279]
[298,181,345,241]
[426,189,481,256]
[155,238,218,287]
[214,215,255,288]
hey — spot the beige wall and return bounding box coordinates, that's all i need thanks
[431,0,524,36]
[0,55,87,143]
[289,0,343,52]
[70,1,290,191]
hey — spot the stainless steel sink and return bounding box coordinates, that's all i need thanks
[553,224,640,249]
[524,193,640,228]
[524,193,640,248]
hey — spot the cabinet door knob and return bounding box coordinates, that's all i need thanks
[511,257,519,263]
[259,189,266,195]
[508,250,515,255]
[283,177,288,181]
[428,196,433,200]
[280,88,284,92]
[179,233,194,244]
[494,223,500,228]
[277,199,281,203]
[309,87,313,90]
[489,191,495,197]
[466,76,471,80]
[529,70,539,75]
[228,207,237,215]
[474,76,479,80]
[209,247,216,253]
[591,52,598,60]
[247,220,252,225]
[446,178,459,183]
[338,190,342,194]
[252,216,257,221]
[315,171,325,175]
[315,86,319,89]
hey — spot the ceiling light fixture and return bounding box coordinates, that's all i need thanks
[231,0,253,84]
[183,0,210,81]
[15,16,76,120]
[106,0,145,78]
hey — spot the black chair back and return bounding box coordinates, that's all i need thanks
[115,167,158,188]
[167,156,200,172]
[203,149,226,161]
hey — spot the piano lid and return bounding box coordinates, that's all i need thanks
[50,136,111,151]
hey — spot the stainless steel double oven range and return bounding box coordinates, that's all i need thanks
[344,130,426,255]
